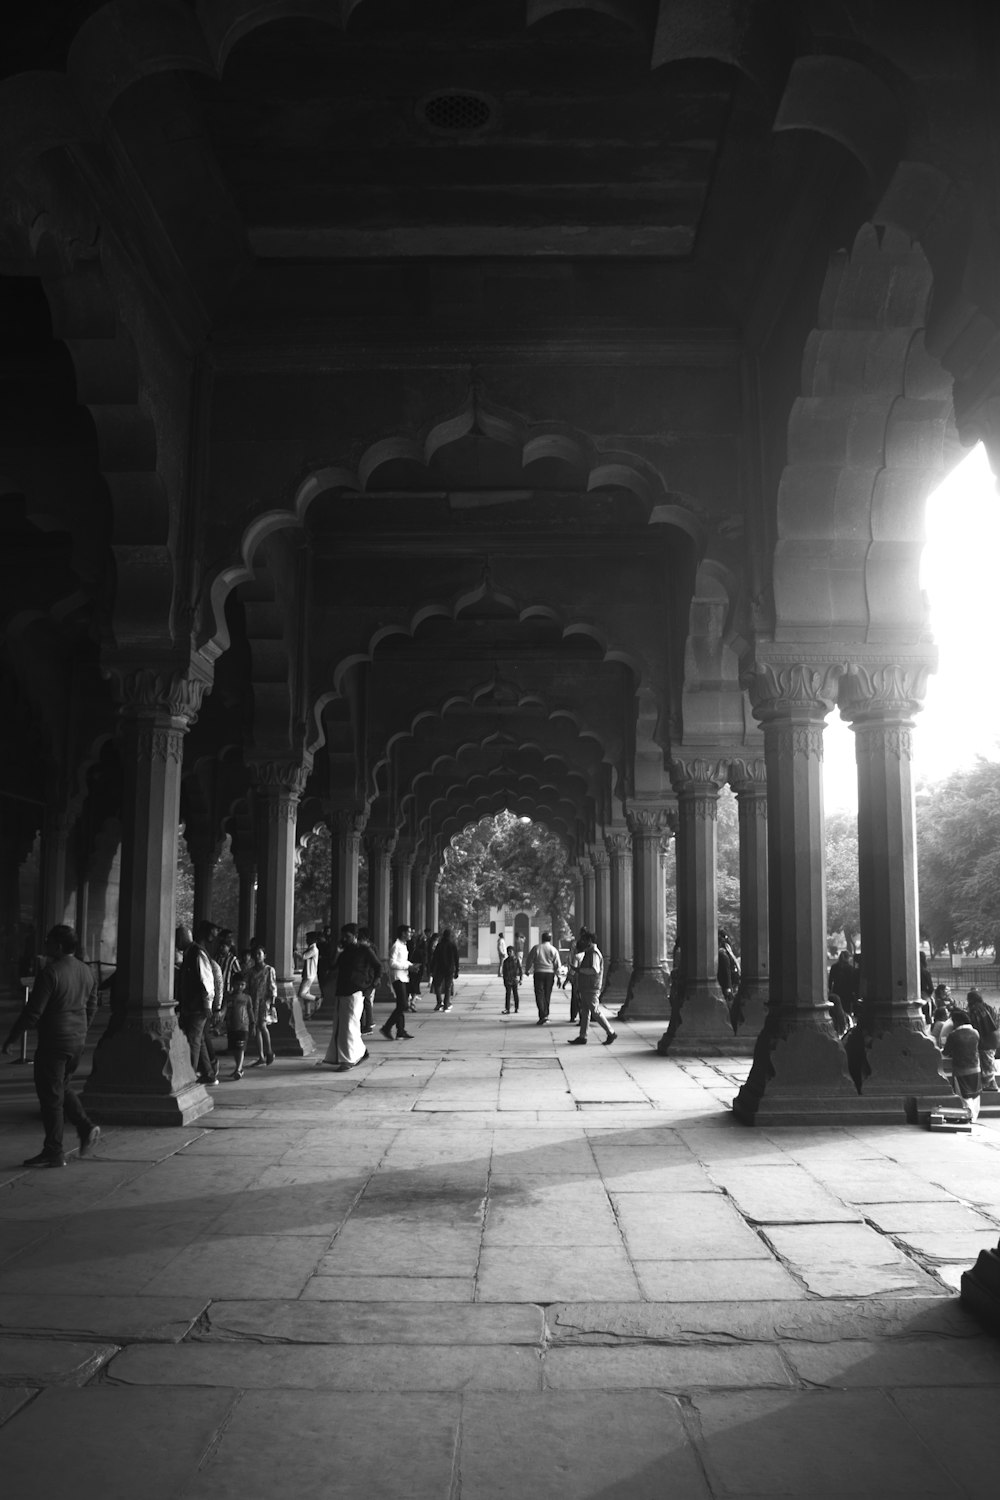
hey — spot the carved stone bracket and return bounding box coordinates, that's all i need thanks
[366,828,399,859]
[249,760,312,797]
[329,806,369,837]
[108,654,215,729]
[670,756,730,792]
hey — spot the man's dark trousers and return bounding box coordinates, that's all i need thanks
[533,972,555,1021]
[34,1047,94,1158]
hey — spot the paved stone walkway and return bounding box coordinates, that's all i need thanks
[2,973,1000,1497]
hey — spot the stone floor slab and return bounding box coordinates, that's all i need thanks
[544,1344,791,1390]
[862,1201,997,1233]
[302,1275,476,1301]
[457,1391,711,1500]
[762,1223,943,1297]
[690,1388,966,1497]
[475,1244,641,1302]
[0,1293,206,1343]
[615,1192,772,1260]
[708,1164,864,1223]
[0,1386,239,1500]
[635,1259,806,1301]
[783,1336,1000,1387]
[315,1221,482,1276]
[891,1388,1000,1499]
[202,1299,543,1344]
[110,1342,541,1390]
[153,1234,329,1298]
[176,1391,459,1500]
[0,1334,117,1385]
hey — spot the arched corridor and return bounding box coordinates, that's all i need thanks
[3,975,1000,1496]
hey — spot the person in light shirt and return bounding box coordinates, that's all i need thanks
[525,929,563,1025]
[382,924,415,1041]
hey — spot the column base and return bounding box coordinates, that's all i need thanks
[83,1015,214,1126]
[655,982,739,1055]
[961,1242,1000,1334]
[732,1020,861,1126]
[853,1026,955,1122]
[601,960,631,1006]
[616,965,670,1020]
[733,981,768,1036]
[272,985,317,1057]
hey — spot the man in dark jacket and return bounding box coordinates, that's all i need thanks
[2,924,100,1167]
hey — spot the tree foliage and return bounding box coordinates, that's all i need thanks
[825,810,860,951]
[917,758,1000,955]
[439,812,575,941]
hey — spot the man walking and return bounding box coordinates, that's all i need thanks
[178,920,220,1085]
[525,929,563,1024]
[2,924,101,1167]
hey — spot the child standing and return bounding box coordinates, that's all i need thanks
[225,974,254,1079]
[501,946,522,1014]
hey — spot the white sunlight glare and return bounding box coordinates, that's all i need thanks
[823,442,1000,812]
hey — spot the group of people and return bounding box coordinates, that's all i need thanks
[494,928,617,1045]
[174,923,282,1083]
[316,921,463,1071]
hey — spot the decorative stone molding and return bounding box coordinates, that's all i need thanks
[329,807,368,837]
[366,829,399,859]
[728,757,767,792]
[669,756,729,791]
[838,660,933,722]
[109,659,214,727]
[132,722,185,767]
[626,803,676,837]
[746,659,844,722]
[605,829,632,858]
[249,760,312,796]
[590,842,610,870]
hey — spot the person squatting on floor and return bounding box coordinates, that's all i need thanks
[178,920,222,1085]
[382,924,416,1040]
[501,945,523,1013]
[245,943,278,1067]
[2,924,101,1167]
[321,923,381,1069]
[567,930,617,1046]
[430,926,460,1011]
[525,929,563,1024]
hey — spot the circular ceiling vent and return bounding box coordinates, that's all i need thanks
[418,90,495,135]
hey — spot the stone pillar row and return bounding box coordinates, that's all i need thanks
[250,761,314,1058]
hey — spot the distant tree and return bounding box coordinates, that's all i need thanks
[716,789,741,942]
[439,812,574,942]
[825,811,860,952]
[917,759,1000,956]
[295,824,332,933]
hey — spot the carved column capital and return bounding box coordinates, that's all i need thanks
[669,756,729,793]
[365,828,399,860]
[250,759,312,797]
[605,828,632,859]
[838,660,932,723]
[626,802,677,838]
[329,806,368,838]
[578,854,594,878]
[728,757,768,794]
[746,657,844,723]
[590,842,610,871]
[108,660,213,730]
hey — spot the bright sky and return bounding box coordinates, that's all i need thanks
[824,442,1000,811]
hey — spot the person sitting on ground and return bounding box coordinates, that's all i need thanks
[525,929,563,1024]
[225,973,254,1079]
[966,988,1000,1093]
[931,984,954,1045]
[942,1008,982,1118]
[501,945,523,1014]
[430,926,460,1011]
[1,924,101,1167]
[568,931,617,1047]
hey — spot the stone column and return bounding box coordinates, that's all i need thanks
[733,660,856,1125]
[661,758,732,1049]
[411,857,428,933]
[232,840,257,953]
[623,803,674,1018]
[592,841,612,954]
[839,662,951,1116]
[603,827,633,1005]
[39,802,72,934]
[85,668,213,1125]
[251,762,315,1057]
[392,837,414,929]
[188,834,221,929]
[730,756,770,1033]
[330,806,366,931]
[427,875,440,934]
[580,855,596,934]
[570,869,584,933]
[365,828,396,958]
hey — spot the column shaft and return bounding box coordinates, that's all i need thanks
[365,831,396,958]
[842,666,951,1114]
[603,829,633,1003]
[592,846,611,955]
[392,842,414,928]
[580,858,596,934]
[254,767,315,1057]
[85,678,212,1125]
[734,662,855,1124]
[623,805,672,1018]
[411,859,428,933]
[731,763,770,1033]
[330,810,365,931]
